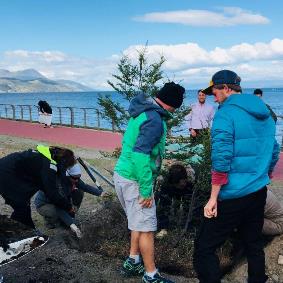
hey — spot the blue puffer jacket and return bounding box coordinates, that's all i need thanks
[211,94,280,200]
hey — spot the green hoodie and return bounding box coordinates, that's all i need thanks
[115,93,171,198]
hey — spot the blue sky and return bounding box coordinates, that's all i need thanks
[0,0,283,89]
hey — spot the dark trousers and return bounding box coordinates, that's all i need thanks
[158,198,190,230]
[10,203,35,228]
[193,187,268,283]
[3,196,35,228]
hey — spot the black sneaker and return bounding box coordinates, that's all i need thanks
[120,257,145,277]
[142,272,174,283]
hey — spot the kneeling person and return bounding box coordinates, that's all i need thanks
[263,190,283,236]
[156,162,195,238]
[35,163,106,238]
[0,145,75,229]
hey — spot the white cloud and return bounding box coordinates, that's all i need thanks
[123,39,283,71]
[0,50,118,89]
[123,39,283,87]
[134,7,269,27]
[1,38,283,89]
[5,50,68,62]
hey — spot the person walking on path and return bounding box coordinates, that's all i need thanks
[253,88,277,123]
[114,82,185,283]
[38,100,53,128]
[186,89,215,142]
[193,70,280,283]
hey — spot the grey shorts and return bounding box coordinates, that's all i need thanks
[113,172,157,232]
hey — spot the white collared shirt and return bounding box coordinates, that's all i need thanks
[186,102,215,130]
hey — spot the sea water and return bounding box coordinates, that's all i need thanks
[0,89,282,141]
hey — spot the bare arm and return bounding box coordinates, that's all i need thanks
[204,184,221,218]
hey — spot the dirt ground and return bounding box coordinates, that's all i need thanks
[0,135,191,283]
[0,135,282,283]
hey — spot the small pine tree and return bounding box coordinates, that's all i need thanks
[98,45,189,131]
[98,46,165,130]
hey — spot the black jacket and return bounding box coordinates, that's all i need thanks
[38,101,52,114]
[0,149,71,211]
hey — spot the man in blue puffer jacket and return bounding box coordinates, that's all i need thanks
[193,70,280,283]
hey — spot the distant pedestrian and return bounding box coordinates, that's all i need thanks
[193,70,280,283]
[38,100,53,128]
[254,89,277,123]
[186,90,215,142]
[114,82,185,283]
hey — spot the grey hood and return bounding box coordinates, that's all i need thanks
[128,93,169,118]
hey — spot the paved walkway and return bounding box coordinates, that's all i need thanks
[0,119,282,181]
[273,152,283,182]
[0,119,122,151]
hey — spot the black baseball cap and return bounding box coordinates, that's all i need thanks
[202,70,241,95]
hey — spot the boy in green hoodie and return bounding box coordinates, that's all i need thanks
[114,82,185,283]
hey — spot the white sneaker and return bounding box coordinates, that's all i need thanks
[156,229,168,239]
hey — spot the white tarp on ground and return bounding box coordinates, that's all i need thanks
[0,236,47,266]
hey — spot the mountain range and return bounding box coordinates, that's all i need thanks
[0,69,93,93]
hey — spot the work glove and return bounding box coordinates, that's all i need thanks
[70,224,82,239]
[100,191,111,198]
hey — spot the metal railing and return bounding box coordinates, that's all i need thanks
[0,104,116,131]
[0,104,282,149]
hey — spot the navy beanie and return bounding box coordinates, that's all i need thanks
[156,82,185,109]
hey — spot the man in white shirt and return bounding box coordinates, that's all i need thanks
[186,90,215,138]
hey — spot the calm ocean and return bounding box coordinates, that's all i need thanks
[0,89,282,141]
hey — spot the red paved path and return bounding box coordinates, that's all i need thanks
[0,119,122,151]
[273,152,283,182]
[0,119,282,181]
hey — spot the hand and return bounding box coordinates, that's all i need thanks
[139,197,153,208]
[68,207,76,218]
[101,191,111,198]
[70,224,82,238]
[204,198,218,218]
[73,206,79,214]
[190,129,197,137]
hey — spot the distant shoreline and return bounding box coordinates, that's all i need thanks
[1,87,283,95]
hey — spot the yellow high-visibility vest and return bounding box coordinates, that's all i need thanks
[36,145,57,165]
